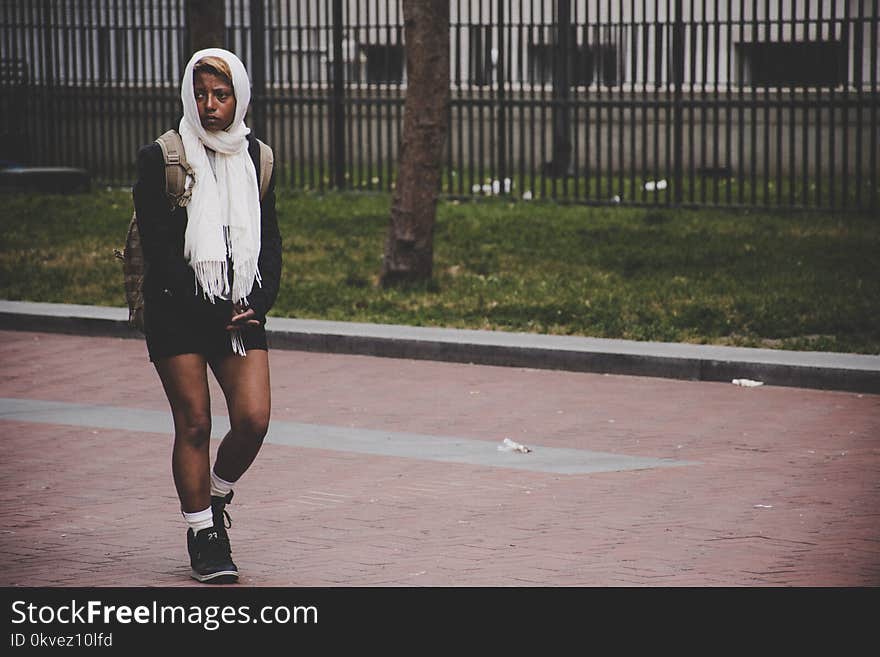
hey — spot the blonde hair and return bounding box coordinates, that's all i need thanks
[193,56,233,85]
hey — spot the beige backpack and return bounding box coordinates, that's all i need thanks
[115,130,274,332]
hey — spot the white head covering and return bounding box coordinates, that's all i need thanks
[178,48,262,355]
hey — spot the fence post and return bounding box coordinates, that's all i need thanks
[331,0,346,189]
[672,0,684,205]
[496,0,506,191]
[40,0,56,165]
[548,0,572,177]
[249,0,267,139]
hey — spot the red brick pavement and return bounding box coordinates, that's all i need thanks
[1,329,878,586]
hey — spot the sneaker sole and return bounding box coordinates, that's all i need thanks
[191,569,239,584]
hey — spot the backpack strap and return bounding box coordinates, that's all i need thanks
[155,129,193,208]
[155,130,272,205]
[256,139,274,201]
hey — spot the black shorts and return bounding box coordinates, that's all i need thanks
[144,292,268,362]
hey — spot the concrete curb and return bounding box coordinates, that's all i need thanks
[1,300,878,393]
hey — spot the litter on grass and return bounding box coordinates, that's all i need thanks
[471,178,513,195]
[644,179,668,191]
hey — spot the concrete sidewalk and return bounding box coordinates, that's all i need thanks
[1,328,878,586]
[1,300,879,393]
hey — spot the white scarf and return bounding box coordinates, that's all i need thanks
[179,48,262,355]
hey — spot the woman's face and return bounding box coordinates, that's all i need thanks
[193,70,236,132]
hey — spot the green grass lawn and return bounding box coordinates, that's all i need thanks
[1,188,878,354]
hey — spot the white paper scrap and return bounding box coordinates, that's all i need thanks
[732,379,764,387]
[498,438,532,453]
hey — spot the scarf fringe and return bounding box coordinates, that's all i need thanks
[231,257,260,301]
[190,260,254,358]
[230,329,246,357]
[193,260,230,300]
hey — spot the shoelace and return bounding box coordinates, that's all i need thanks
[223,490,234,528]
[211,491,234,530]
[197,527,232,560]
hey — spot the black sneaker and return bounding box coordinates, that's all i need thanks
[187,526,238,584]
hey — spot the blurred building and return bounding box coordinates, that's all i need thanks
[1,1,878,209]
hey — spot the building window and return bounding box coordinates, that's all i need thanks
[528,42,619,87]
[363,43,404,83]
[98,27,111,83]
[469,25,492,86]
[735,40,847,87]
[0,58,29,84]
[592,43,619,86]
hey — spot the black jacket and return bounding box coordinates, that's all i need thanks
[133,134,282,323]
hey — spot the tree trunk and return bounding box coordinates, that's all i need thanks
[548,0,572,177]
[381,0,450,286]
[186,0,225,54]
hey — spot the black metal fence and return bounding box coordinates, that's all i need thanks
[1,0,878,212]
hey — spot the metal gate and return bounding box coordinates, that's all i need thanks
[1,0,878,211]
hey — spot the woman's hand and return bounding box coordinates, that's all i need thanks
[226,302,261,331]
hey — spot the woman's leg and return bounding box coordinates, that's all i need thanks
[154,353,213,513]
[209,348,271,483]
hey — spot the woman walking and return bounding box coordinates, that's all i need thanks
[133,48,281,583]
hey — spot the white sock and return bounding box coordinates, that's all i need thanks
[182,507,214,534]
[210,469,236,499]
